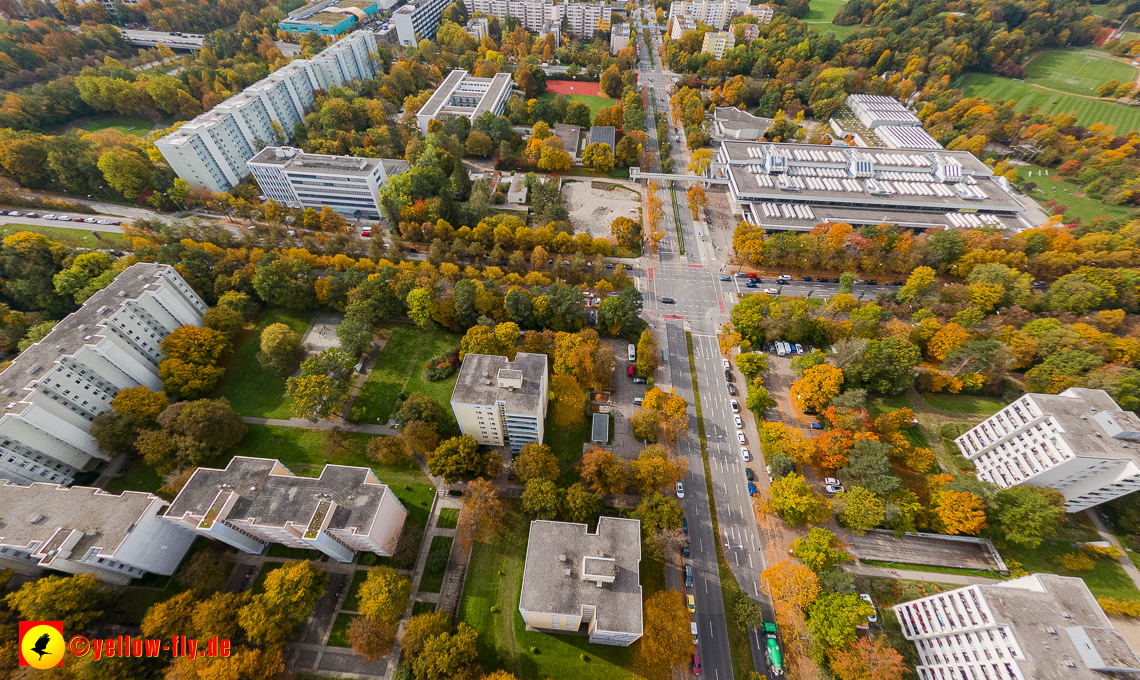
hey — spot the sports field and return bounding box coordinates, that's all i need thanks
[959,72,1140,133]
[545,80,602,96]
[1023,49,1138,96]
[537,92,616,120]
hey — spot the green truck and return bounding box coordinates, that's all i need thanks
[763,622,784,676]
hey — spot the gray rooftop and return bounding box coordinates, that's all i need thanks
[713,107,772,134]
[591,413,609,443]
[981,574,1140,678]
[589,126,616,149]
[554,124,581,158]
[451,353,547,416]
[744,202,1024,232]
[519,518,643,636]
[0,481,161,560]
[248,146,383,176]
[166,457,392,533]
[0,262,173,418]
[419,70,513,121]
[1024,388,1140,461]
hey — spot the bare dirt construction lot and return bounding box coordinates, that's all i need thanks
[563,181,641,237]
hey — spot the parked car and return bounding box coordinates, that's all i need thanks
[687,594,696,612]
[685,565,694,588]
[676,481,685,499]
[889,281,903,286]
[823,477,840,486]
[1032,280,1047,287]
[746,273,758,279]
[809,423,823,430]
[745,467,755,481]
[722,359,731,370]
[730,399,739,412]
[627,366,635,377]
[734,272,748,278]
[741,447,750,461]
[764,288,779,294]
[865,279,877,285]
[825,484,844,494]
[719,275,732,281]
[682,545,690,558]
[734,415,743,428]
[605,262,615,269]
[360,228,371,237]
[859,594,878,623]
[624,264,633,270]
[633,377,647,384]
[83,218,97,223]
[682,516,688,535]
[24,213,38,218]
[744,282,757,288]
[801,276,812,282]
[692,651,702,676]
[727,383,737,395]
[661,297,675,304]
[6,211,20,216]
[748,482,757,496]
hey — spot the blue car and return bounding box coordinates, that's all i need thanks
[744,282,758,288]
[747,482,757,496]
[809,423,823,429]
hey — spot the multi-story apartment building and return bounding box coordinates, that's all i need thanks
[157,32,379,192]
[416,70,514,135]
[463,0,608,36]
[668,0,752,30]
[466,16,490,40]
[560,1,610,35]
[701,30,735,57]
[610,22,630,53]
[519,518,643,646]
[894,573,1140,680]
[752,3,773,22]
[393,0,452,44]
[955,388,1140,512]
[164,457,408,563]
[248,147,408,217]
[0,264,205,488]
[0,481,196,584]
[450,353,548,454]
[737,22,759,40]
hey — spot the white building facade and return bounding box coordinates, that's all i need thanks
[0,264,205,488]
[157,32,379,192]
[701,30,735,57]
[610,22,630,53]
[894,573,1140,680]
[393,0,453,45]
[450,353,548,454]
[668,0,752,30]
[956,388,1140,512]
[463,0,609,36]
[248,146,408,217]
[416,70,514,135]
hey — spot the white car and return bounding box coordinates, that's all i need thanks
[859,594,877,623]
[722,358,731,370]
[676,481,685,498]
[83,218,97,223]
[7,211,20,216]
[825,484,844,494]
[763,288,779,294]
[741,447,751,462]
[823,477,840,486]
[42,214,56,220]
[737,430,746,444]
[734,415,743,429]
[730,399,739,413]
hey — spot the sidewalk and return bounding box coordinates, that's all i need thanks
[849,562,1001,586]
[1087,509,1140,594]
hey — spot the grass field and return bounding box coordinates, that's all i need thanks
[537,92,617,121]
[1023,49,1138,96]
[215,309,311,418]
[412,600,437,616]
[959,72,1140,133]
[0,223,130,249]
[437,507,460,529]
[327,612,356,647]
[921,393,1007,415]
[69,116,155,138]
[1013,163,1137,223]
[418,535,454,593]
[351,326,461,426]
[804,0,846,22]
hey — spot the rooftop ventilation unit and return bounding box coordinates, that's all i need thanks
[563,568,572,576]
[559,554,566,562]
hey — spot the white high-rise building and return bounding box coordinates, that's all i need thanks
[559,1,610,36]
[249,147,409,217]
[393,0,453,45]
[156,32,379,192]
[894,573,1140,680]
[668,0,752,30]
[450,353,548,454]
[956,388,1140,512]
[0,263,206,488]
[463,0,608,36]
[610,22,630,53]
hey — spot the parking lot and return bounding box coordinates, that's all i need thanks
[602,338,650,460]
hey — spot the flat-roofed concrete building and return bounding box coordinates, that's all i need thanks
[716,140,1034,232]
[0,481,196,584]
[450,353,548,454]
[894,573,1140,680]
[701,30,735,57]
[416,70,514,135]
[280,0,381,36]
[956,388,1140,512]
[393,0,452,44]
[164,457,407,563]
[519,518,642,646]
[0,263,205,488]
[248,146,408,217]
[847,93,922,128]
[712,106,770,140]
[610,22,630,53]
[588,125,615,150]
[668,0,751,30]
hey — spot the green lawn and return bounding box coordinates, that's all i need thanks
[69,115,155,138]
[804,0,846,22]
[537,92,618,120]
[959,72,1140,133]
[1012,163,1137,223]
[866,393,911,419]
[350,325,460,426]
[327,612,357,647]
[343,568,371,612]
[103,455,166,496]
[459,508,657,679]
[214,309,312,418]
[0,223,131,249]
[921,393,1007,415]
[418,535,454,594]
[1023,49,1138,97]
[552,419,592,487]
[438,507,460,529]
[412,600,437,616]
[267,544,321,560]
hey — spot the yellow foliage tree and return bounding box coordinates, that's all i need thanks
[792,364,844,413]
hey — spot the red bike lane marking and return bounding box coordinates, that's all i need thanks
[648,268,654,280]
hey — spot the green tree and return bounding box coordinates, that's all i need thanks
[561,482,602,523]
[514,442,559,482]
[736,352,769,378]
[732,590,763,629]
[358,567,412,622]
[896,266,936,304]
[407,288,434,328]
[465,130,493,157]
[400,611,452,662]
[765,473,832,526]
[838,439,900,496]
[631,492,684,535]
[97,147,153,198]
[843,337,921,395]
[636,328,659,377]
[834,486,885,535]
[838,271,854,294]
[521,478,564,519]
[286,348,356,421]
[5,574,112,632]
[611,216,643,251]
[791,528,850,572]
[257,323,304,377]
[807,593,874,650]
[53,252,113,304]
[239,560,328,647]
[789,350,825,378]
[430,435,497,482]
[597,288,644,337]
[112,385,168,423]
[397,393,449,429]
[412,622,482,680]
[767,452,797,479]
[746,381,777,414]
[991,485,1066,548]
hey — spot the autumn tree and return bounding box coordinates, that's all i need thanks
[550,373,588,427]
[991,485,1066,548]
[458,477,507,547]
[142,590,197,640]
[815,429,854,469]
[632,492,684,536]
[834,486,885,535]
[562,482,602,523]
[521,478,564,520]
[932,489,987,535]
[764,473,832,526]
[641,387,689,445]
[238,560,327,647]
[159,325,230,398]
[636,328,659,377]
[828,636,907,680]
[630,444,688,493]
[762,561,820,610]
[735,351,768,379]
[791,528,850,573]
[631,409,663,442]
[687,149,713,175]
[793,364,844,413]
[578,445,630,494]
[347,617,396,660]
[686,185,708,219]
[513,442,559,482]
[366,436,414,465]
[896,266,936,304]
[807,593,874,650]
[759,422,815,465]
[429,435,500,483]
[413,623,482,680]
[357,566,412,622]
[400,611,451,662]
[257,323,304,377]
[639,591,694,669]
[111,386,168,423]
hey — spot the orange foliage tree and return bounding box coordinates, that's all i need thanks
[815,429,854,469]
[639,591,694,669]
[828,636,907,680]
[933,489,987,535]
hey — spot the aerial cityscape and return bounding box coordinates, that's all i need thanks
[2,0,1140,678]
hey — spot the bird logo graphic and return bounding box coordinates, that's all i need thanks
[19,622,64,669]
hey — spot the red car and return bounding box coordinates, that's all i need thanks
[360,228,371,237]
[692,651,701,675]
[746,273,758,278]
[627,365,635,377]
